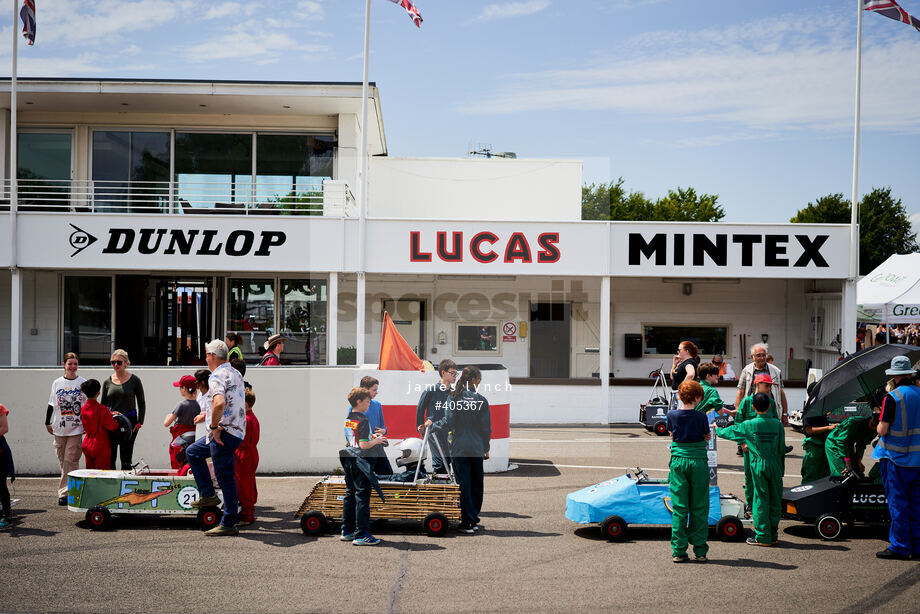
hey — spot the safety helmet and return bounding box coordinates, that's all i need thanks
[395,437,423,467]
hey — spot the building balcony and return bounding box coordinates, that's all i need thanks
[1,178,356,217]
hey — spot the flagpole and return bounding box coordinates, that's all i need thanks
[356,0,371,366]
[10,0,21,366]
[843,0,864,355]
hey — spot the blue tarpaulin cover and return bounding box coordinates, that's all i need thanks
[565,474,721,525]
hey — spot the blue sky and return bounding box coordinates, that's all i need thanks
[3,0,920,226]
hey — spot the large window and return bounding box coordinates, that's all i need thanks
[63,276,112,365]
[175,133,253,211]
[92,131,170,213]
[227,277,328,364]
[256,134,334,215]
[642,325,729,357]
[18,132,72,210]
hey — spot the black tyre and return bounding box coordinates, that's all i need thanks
[816,514,843,540]
[654,421,669,436]
[85,506,112,531]
[300,511,327,536]
[601,515,627,541]
[423,512,449,537]
[196,506,221,531]
[716,515,743,541]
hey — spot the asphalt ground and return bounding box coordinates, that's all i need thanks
[3,425,918,614]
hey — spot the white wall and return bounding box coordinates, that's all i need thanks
[0,269,10,366]
[368,157,583,222]
[0,366,356,474]
[20,270,59,366]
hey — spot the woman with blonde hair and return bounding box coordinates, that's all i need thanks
[101,349,146,470]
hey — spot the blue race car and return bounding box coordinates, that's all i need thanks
[566,468,746,542]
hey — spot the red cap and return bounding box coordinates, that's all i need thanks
[754,373,774,385]
[173,375,197,389]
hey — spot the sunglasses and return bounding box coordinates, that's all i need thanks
[110,360,124,366]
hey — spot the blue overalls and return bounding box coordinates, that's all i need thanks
[872,385,920,556]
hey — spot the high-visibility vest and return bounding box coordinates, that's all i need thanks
[874,386,920,467]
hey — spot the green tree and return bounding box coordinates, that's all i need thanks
[790,187,919,275]
[582,179,723,221]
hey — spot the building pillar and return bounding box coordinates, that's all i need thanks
[327,272,338,365]
[600,276,610,424]
[842,278,857,355]
[356,272,366,366]
[10,268,21,366]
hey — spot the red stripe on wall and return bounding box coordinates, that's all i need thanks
[382,403,510,439]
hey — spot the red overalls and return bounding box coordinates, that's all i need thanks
[81,400,117,470]
[234,409,260,523]
[169,423,196,469]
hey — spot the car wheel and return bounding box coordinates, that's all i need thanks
[654,422,669,436]
[423,512,449,537]
[601,515,627,541]
[716,516,743,541]
[85,506,112,531]
[816,514,843,540]
[300,511,327,536]
[196,506,221,531]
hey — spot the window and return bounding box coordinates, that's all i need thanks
[455,323,501,355]
[63,276,112,365]
[92,131,170,213]
[175,133,252,211]
[256,134,334,215]
[228,279,275,361]
[280,278,328,364]
[642,325,729,357]
[18,132,72,210]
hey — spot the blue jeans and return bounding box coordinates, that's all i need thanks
[453,456,484,527]
[187,433,242,527]
[340,455,371,536]
[430,432,450,474]
[880,459,920,556]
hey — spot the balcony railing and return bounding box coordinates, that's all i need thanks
[1,178,356,217]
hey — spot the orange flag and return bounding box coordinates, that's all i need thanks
[378,312,425,371]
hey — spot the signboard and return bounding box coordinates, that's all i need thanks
[502,321,517,342]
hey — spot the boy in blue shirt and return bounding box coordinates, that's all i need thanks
[341,387,388,545]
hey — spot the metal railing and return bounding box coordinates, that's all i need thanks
[1,178,356,217]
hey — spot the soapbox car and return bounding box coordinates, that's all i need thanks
[67,462,222,531]
[566,468,747,542]
[782,472,889,540]
[294,429,461,537]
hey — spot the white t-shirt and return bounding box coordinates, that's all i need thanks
[48,375,87,436]
[195,390,210,441]
[207,362,246,440]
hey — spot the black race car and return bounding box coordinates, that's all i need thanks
[782,473,889,540]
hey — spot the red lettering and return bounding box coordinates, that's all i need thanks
[537,232,560,263]
[437,231,463,262]
[410,231,431,262]
[503,232,532,263]
[470,232,499,263]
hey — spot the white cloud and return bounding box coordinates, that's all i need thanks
[458,12,920,137]
[297,0,324,20]
[475,1,550,22]
[912,213,920,239]
[204,2,244,20]
[183,27,327,62]
[21,0,181,47]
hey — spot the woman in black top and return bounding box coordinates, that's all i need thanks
[101,349,146,470]
[669,340,699,410]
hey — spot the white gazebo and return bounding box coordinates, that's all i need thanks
[857,253,920,325]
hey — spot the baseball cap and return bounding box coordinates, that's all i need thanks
[173,374,198,389]
[753,373,774,385]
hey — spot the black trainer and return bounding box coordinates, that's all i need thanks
[876,548,910,560]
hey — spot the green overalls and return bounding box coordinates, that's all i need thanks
[669,441,710,557]
[825,416,874,477]
[735,395,777,505]
[800,416,831,484]
[718,414,786,544]
[695,381,723,414]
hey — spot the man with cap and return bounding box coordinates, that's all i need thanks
[258,334,286,366]
[872,355,920,560]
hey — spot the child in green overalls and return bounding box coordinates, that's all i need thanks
[717,392,786,546]
[666,380,712,563]
[729,374,776,510]
[825,412,880,477]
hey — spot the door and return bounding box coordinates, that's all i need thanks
[383,299,426,359]
[529,302,571,378]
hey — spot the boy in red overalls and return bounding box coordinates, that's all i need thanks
[235,388,260,526]
[80,379,117,470]
[163,375,200,469]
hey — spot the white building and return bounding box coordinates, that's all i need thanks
[0,79,855,471]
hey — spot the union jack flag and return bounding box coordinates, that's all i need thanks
[20,0,36,45]
[386,0,423,28]
[865,0,920,33]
